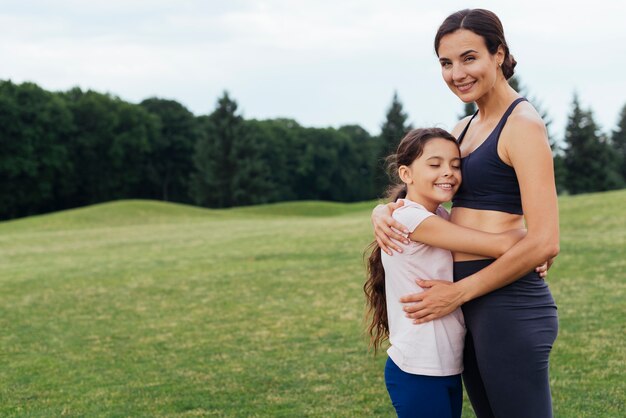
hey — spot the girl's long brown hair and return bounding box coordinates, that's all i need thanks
[363,128,458,353]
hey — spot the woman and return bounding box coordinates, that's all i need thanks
[371,9,559,418]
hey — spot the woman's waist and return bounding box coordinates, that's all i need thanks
[449,206,524,232]
[450,207,524,261]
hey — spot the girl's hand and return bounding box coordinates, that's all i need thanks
[400,280,464,323]
[371,200,409,255]
[535,256,556,279]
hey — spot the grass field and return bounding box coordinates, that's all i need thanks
[0,191,624,417]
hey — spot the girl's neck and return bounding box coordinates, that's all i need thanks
[475,78,519,121]
[405,191,440,213]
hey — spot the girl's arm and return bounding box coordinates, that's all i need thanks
[371,116,473,255]
[403,108,559,323]
[409,216,525,258]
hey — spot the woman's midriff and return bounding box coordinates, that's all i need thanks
[450,206,525,261]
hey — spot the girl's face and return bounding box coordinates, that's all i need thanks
[399,138,461,210]
[437,29,504,103]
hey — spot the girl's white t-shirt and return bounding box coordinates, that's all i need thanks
[381,198,466,376]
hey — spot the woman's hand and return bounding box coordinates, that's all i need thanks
[371,200,409,255]
[399,280,465,324]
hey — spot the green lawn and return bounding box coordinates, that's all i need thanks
[0,191,624,417]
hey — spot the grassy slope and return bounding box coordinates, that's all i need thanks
[0,191,624,417]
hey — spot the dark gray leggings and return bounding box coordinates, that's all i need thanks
[454,259,559,418]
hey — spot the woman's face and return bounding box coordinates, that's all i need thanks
[437,29,503,103]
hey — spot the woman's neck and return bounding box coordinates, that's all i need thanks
[475,79,519,121]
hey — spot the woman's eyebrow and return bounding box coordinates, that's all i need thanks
[460,49,478,57]
[439,49,478,61]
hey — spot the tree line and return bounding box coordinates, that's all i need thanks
[0,78,624,220]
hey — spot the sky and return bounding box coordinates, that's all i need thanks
[2,0,624,140]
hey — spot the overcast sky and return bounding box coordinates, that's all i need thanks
[2,0,624,139]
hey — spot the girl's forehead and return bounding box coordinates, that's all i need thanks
[421,138,460,156]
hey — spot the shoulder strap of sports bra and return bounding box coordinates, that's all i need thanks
[457,109,479,144]
[458,97,528,145]
[491,97,528,140]
[499,97,527,125]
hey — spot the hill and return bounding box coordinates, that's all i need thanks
[0,190,624,416]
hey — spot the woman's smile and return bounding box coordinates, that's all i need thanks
[455,80,476,93]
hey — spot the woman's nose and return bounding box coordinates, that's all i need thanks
[452,65,466,81]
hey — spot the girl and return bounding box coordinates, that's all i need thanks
[364,127,526,418]
[372,9,559,418]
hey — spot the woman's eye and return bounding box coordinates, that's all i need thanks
[429,165,440,168]
[452,165,461,170]
[440,61,452,68]
[464,56,475,62]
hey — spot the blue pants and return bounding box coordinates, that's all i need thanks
[384,357,462,418]
[454,259,559,418]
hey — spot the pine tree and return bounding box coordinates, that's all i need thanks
[191,91,243,208]
[610,103,626,182]
[376,91,412,196]
[380,91,412,156]
[563,94,623,194]
[191,92,274,208]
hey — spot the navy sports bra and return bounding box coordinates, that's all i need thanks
[452,97,526,215]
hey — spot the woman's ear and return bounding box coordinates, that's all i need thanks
[398,165,413,185]
[496,44,506,66]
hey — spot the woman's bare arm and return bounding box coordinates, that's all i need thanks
[403,109,559,322]
[371,201,410,255]
[410,216,525,258]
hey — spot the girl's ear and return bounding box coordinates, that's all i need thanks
[398,165,412,184]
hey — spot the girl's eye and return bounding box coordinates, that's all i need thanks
[429,165,440,168]
[452,165,461,170]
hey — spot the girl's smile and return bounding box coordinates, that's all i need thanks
[399,137,461,212]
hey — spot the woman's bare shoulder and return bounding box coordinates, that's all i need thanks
[503,101,548,144]
[508,101,546,130]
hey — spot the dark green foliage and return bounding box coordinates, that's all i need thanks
[0,81,73,218]
[610,104,626,181]
[376,92,413,196]
[563,94,624,194]
[338,125,379,200]
[190,92,263,208]
[61,88,158,205]
[245,118,301,202]
[190,95,380,208]
[380,91,412,157]
[0,78,623,220]
[140,98,200,202]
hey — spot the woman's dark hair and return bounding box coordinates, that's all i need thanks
[434,9,517,80]
[363,128,458,352]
